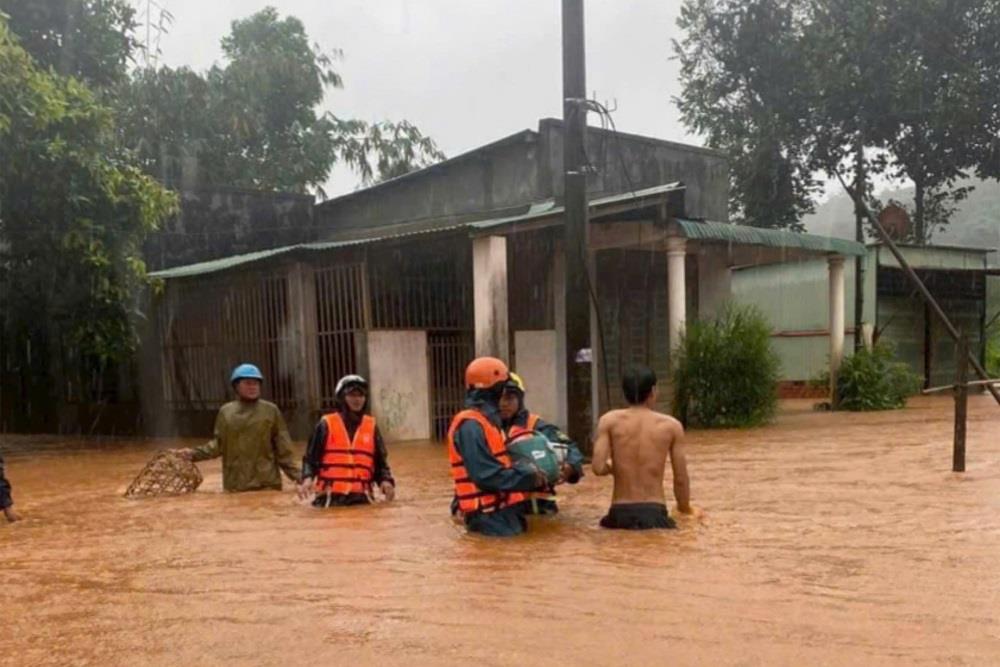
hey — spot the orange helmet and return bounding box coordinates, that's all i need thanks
[465,357,509,390]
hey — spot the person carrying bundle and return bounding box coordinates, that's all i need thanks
[498,372,583,514]
[447,357,548,537]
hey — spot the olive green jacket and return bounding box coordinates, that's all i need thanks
[192,399,300,492]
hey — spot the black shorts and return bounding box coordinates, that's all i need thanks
[312,492,371,507]
[600,502,676,530]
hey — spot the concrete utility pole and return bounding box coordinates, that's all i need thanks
[853,134,865,351]
[562,0,592,449]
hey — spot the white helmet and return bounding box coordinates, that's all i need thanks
[335,374,368,397]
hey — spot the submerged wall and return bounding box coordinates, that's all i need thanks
[366,331,432,442]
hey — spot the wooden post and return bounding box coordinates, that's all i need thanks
[953,335,969,473]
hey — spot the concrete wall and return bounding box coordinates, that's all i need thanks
[695,246,733,319]
[732,259,861,381]
[145,187,316,270]
[513,330,562,428]
[537,119,730,221]
[315,119,731,236]
[366,330,431,442]
[315,132,541,234]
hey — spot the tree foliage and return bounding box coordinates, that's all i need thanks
[0,0,138,88]
[119,7,444,195]
[674,0,1000,241]
[0,17,176,389]
[674,0,819,230]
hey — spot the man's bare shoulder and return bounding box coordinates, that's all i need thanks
[597,408,630,426]
[649,411,684,436]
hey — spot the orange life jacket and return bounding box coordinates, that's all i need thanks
[448,409,528,514]
[315,413,376,495]
[505,413,540,441]
[505,413,555,504]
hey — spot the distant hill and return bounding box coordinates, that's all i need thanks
[802,178,1000,266]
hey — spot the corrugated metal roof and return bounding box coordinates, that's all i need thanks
[469,182,686,231]
[674,219,867,256]
[151,183,864,280]
[149,243,307,280]
[153,184,688,280]
[875,244,993,271]
[148,225,468,280]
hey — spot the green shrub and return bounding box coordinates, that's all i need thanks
[831,343,920,411]
[672,303,780,427]
[987,325,1000,379]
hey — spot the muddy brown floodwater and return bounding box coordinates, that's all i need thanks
[2,396,999,666]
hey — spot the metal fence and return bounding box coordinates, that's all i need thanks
[160,271,294,410]
[315,262,367,409]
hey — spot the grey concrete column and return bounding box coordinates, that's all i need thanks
[828,255,846,403]
[696,247,732,320]
[286,261,319,439]
[667,235,688,353]
[472,236,509,360]
[589,249,602,427]
[553,239,569,428]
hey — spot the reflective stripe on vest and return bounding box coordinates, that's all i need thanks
[447,409,527,514]
[315,413,376,495]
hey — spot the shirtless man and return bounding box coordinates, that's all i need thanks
[591,365,692,529]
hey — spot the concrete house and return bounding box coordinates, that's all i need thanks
[142,119,864,441]
[732,243,996,392]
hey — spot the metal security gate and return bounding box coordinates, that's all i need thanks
[428,331,474,439]
[315,263,368,409]
[367,237,475,440]
[161,272,293,411]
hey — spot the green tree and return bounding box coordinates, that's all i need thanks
[120,7,444,195]
[674,0,820,230]
[847,0,993,242]
[335,118,447,186]
[674,0,1000,240]
[0,17,176,420]
[114,65,218,186]
[0,0,138,88]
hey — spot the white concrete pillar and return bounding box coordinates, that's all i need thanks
[472,236,509,360]
[828,255,846,401]
[667,236,688,352]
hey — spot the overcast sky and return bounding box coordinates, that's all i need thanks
[141,0,697,198]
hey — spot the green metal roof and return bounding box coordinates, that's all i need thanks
[147,226,471,280]
[147,240,361,280]
[673,218,867,256]
[469,182,686,231]
[151,183,864,280]
[152,184,687,280]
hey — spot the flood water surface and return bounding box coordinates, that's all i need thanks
[3,396,1000,666]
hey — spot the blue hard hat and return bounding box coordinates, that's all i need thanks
[230,363,263,384]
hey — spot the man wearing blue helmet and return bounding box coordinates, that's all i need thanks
[174,363,300,492]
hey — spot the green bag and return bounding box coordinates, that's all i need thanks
[506,433,563,485]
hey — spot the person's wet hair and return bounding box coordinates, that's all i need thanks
[622,366,657,405]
